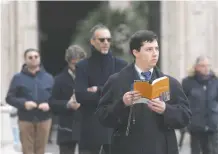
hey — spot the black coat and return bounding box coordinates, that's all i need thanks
[182,72,218,132]
[96,64,191,154]
[50,68,81,144]
[75,47,127,148]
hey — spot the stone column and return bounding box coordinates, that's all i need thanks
[1,2,10,104]
[15,1,39,71]
[1,1,38,146]
[1,1,38,104]
[161,1,218,81]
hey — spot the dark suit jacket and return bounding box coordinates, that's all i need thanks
[75,55,127,148]
[96,64,191,154]
[50,68,81,144]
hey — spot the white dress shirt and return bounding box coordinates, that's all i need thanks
[134,64,153,80]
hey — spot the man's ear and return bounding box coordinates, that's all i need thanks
[132,49,139,57]
[90,39,94,46]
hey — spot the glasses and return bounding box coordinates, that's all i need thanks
[28,55,39,60]
[97,38,111,43]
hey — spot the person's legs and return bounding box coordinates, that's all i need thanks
[80,150,99,154]
[190,132,201,154]
[18,120,35,154]
[80,145,101,154]
[59,141,77,154]
[208,132,218,154]
[35,119,52,154]
[48,124,53,144]
[200,133,209,154]
[102,144,111,154]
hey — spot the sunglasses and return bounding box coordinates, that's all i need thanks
[28,55,39,60]
[97,38,111,43]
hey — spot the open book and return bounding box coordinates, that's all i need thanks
[133,76,170,100]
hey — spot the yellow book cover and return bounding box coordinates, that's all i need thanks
[133,76,170,100]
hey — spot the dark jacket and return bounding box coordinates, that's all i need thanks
[96,64,191,154]
[6,65,54,122]
[75,47,127,148]
[182,71,218,132]
[49,67,81,144]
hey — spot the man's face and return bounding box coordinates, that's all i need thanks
[133,40,159,70]
[195,58,211,76]
[91,29,111,54]
[68,59,79,72]
[25,51,40,68]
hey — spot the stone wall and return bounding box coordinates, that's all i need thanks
[1,1,38,104]
[161,1,218,82]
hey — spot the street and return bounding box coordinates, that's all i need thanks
[1,130,191,154]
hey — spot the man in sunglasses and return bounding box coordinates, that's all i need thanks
[6,48,54,154]
[75,24,128,154]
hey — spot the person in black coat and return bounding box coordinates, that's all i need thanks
[96,30,191,154]
[49,45,87,154]
[182,56,218,154]
[75,24,128,154]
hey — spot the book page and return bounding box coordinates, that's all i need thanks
[133,97,161,105]
[134,97,150,104]
[151,76,168,85]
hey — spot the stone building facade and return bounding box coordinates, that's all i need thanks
[1,1,218,104]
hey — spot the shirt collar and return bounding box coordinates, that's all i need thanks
[134,64,153,79]
[68,69,75,80]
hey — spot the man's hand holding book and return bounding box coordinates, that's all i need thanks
[122,76,170,113]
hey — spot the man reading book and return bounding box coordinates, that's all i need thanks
[96,30,191,154]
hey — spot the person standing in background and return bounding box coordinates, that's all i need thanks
[75,24,127,154]
[49,45,87,154]
[182,56,218,154]
[6,48,54,154]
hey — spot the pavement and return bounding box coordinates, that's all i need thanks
[1,130,191,154]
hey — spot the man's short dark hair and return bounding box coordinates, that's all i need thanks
[90,24,109,39]
[129,30,158,53]
[24,48,40,58]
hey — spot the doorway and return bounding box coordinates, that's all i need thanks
[38,1,101,76]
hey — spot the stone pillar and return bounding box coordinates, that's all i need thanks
[161,1,218,81]
[1,2,10,105]
[1,1,38,104]
[15,1,39,71]
[1,1,38,146]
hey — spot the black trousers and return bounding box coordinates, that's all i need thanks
[190,132,218,154]
[59,141,78,154]
[80,144,110,154]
